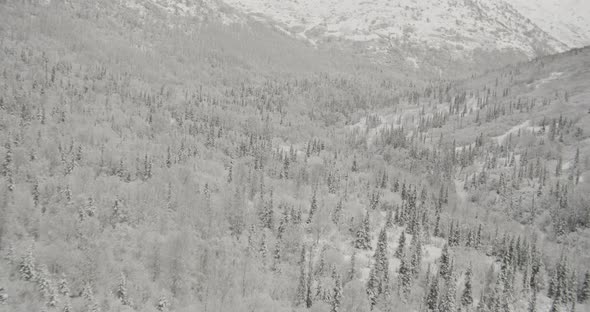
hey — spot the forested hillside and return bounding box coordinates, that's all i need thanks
[0,1,589,312]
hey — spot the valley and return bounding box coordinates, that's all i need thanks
[0,1,589,312]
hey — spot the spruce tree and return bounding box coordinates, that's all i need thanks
[439,244,451,280]
[567,269,577,304]
[367,267,379,308]
[398,255,412,301]
[354,211,371,250]
[307,189,318,224]
[1,142,11,177]
[295,246,308,306]
[37,264,58,308]
[58,276,70,297]
[385,207,394,229]
[381,265,391,300]
[579,271,590,303]
[426,273,439,312]
[259,232,268,266]
[475,224,482,250]
[394,231,406,259]
[306,247,313,308]
[332,198,343,225]
[331,269,342,312]
[549,297,562,312]
[156,295,169,312]
[271,241,281,273]
[528,290,537,312]
[82,283,100,312]
[348,250,357,282]
[461,265,474,309]
[116,272,130,305]
[410,229,423,277]
[439,274,457,312]
[374,227,388,273]
[19,243,35,281]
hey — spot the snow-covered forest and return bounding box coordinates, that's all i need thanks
[0,1,589,312]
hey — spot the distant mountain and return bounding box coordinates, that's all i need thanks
[216,0,589,71]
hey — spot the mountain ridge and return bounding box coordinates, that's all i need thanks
[216,0,589,68]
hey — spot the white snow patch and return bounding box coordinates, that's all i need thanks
[406,57,420,69]
[532,72,564,89]
[493,120,541,145]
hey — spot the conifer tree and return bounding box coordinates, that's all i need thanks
[295,246,308,306]
[567,269,577,304]
[143,153,152,180]
[579,271,590,303]
[306,247,313,308]
[37,264,58,308]
[156,295,169,312]
[439,274,457,312]
[19,243,35,281]
[116,272,130,305]
[475,224,482,249]
[280,154,289,180]
[166,146,172,168]
[398,255,413,301]
[348,250,357,282]
[528,290,537,312]
[367,266,379,308]
[82,283,100,312]
[332,198,343,225]
[439,244,451,280]
[434,211,442,237]
[331,269,342,312]
[380,171,388,189]
[259,232,268,266]
[32,179,40,208]
[395,231,406,259]
[1,142,12,177]
[259,190,274,229]
[307,189,318,224]
[271,241,281,273]
[317,246,328,277]
[549,297,562,312]
[426,273,439,312]
[410,228,423,276]
[476,292,487,312]
[58,276,70,297]
[461,265,474,310]
[381,265,391,300]
[374,227,388,273]
[354,211,371,250]
[385,207,394,229]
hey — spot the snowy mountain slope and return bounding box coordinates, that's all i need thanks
[509,0,590,48]
[122,0,244,25]
[218,0,585,63]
